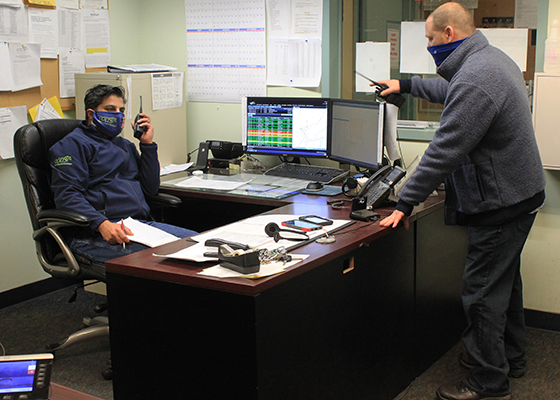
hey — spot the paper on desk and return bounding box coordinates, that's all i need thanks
[160,162,193,176]
[174,176,252,191]
[191,214,350,252]
[154,242,218,263]
[198,255,309,279]
[123,217,180,247]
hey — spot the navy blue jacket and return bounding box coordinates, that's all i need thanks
[49,122,160,232]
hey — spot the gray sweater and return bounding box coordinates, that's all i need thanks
[397,30,545,225]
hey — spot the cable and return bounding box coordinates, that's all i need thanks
[0,341,5,356]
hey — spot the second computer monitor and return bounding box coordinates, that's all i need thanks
[328,99,385,170]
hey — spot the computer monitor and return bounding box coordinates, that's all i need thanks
[244,97,329,158]
[328,99,385,170]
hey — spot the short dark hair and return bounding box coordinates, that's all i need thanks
[84,84,126,114]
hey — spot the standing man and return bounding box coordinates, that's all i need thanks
[50,84,197,264]
[378,3,545,400]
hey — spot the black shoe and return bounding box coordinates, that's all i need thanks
[458,352,526,379]
[436,381,511,400]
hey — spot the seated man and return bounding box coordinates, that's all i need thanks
[49,84,196,264]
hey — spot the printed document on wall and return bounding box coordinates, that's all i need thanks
[28,8,58,59]
[400,21,436,75]
[59,48,85,98]
[355,42,390,93]
[185,0,266,103]
[265,0,323,87]
[0,106,27,159]
[0,4,28,43]
[57,0,79,9]
[0,42,13,91]
[9,43,43,91]
[152,72,184,110]
[480,28,528,72]
[58,8,82,50]
[267,38,321,87]
[82,9,110,68]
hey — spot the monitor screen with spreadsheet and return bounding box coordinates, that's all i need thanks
[328,99,385,170]
[244,97,329,158]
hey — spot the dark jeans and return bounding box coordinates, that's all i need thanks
[462,212,536,396]
[70,220,198,264]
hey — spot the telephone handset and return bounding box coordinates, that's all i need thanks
[350,165,406,221]
[133,96,147,139]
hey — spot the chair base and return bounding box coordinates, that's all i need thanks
[46,316,109,351]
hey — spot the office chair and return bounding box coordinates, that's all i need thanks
[14,119,181,379]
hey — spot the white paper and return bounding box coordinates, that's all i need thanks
[160,162,193,176]
[152,72,184,110]
[355,42,390,93]
[123,217,180,248]
[28,8,58,59]
[267,38,321,87]
[515,0,538,29]
[9,43,43,92]
[0,1,24,5]
[82,9,110,68]
[35,98,63,121]
[155,242,218,263]
[0,42,13,91]
[266,0,290,38]
[58,8,82,49]
[198,258,304,279]
[59,48,85,98]
[291,0,322,39]
[480,28,528,72]
[388,27,400,69]
[79,0,107,9]
[174,176,253,191]
[0,4,28,43]
[57,0,79,9]
[400,21,436,75]
[0,106,26,159]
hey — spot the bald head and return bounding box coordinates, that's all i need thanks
[429,2,476,39]
[425,2,476,47]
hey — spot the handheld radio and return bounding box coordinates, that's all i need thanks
[133,96,147,139]
[355,71,406,108]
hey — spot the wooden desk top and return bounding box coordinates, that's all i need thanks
[106,188,446,296]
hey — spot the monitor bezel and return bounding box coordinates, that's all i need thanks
[327,99,385,170]
[244,96,331,158]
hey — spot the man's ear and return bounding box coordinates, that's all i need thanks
[86,109,94,124]
[444,26,455,42]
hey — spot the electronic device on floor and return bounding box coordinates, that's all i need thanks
[0,353,53,400]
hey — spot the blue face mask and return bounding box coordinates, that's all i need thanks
[427,37,466,66]
[92,111,125,139]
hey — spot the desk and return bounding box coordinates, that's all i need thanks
[106,180,467,400]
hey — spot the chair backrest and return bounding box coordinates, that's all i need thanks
[14,119,81,231]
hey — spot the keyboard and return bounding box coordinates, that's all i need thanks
[264,163,349,184]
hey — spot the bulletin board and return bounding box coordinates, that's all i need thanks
[0,0,108,113]
[0,60,104,112]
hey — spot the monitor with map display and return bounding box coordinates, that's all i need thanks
[244,97,329,158]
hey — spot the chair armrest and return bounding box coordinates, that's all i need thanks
[146,192,182,208]
[33,210,93,279]
[37,209,91,226]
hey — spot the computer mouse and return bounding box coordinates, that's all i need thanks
[306,181,324,191]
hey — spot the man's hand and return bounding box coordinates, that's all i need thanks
[372,79,401,97]
[132,112,154,144]
[98,220,133,245]
[379,210,410,231]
